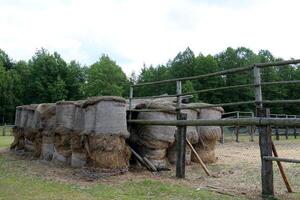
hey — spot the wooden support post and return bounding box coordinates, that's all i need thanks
[235,112,240,142]
[257,108,274,197]
[285,115,288,140]
[176,114,187,178]
[293,116,297,139]
[175,80,186,178]
[271,142,292,193]
[275,115,279,140]
[2,123,6,136]
[128,86,133,120]
[254,65,274,197]
[220,126,224,144]
[250,112,254,142]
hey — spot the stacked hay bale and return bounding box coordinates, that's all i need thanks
[22,105,38,153]
[166,107,199,165]
[52,101,76,164]
[70,100,86,168]
[191,104,224,163]
[130,101,177,168]
[11,106,24,150]
[82,96,131,172]
[39,103,56,161]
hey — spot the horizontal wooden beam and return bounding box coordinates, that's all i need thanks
[127,118,300,127]
[132,59,300,87]
[263,156,300,164]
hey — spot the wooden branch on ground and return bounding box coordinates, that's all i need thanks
[186,139,211,176]
[271,142,293,193]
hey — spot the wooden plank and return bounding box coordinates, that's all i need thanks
[271,142,292,193]
[176,111,187,178]
[186,139,211,176]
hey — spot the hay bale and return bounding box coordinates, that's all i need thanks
[87,135,131,171]
[73,101,84,133]
[181,108,199,144]
[71,152,86,168]
[15,106,22,127]
[192,106,223,164]
[166,143,191,165]
[55,101,76,134]
[136,145,168,168]
[135,111,176,146]
[39,103,56,131]
[41,135,54,161]
[82,96,129,137]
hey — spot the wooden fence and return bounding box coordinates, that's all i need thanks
[128,59,300,197]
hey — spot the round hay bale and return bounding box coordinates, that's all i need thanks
[52,133,72,165]
[19,106,28,129]
[15,106,22,127]
[73,101,84,134]
[191,140,218,164]
[136,145,168,168]
[39,103,56,131]
[182,108,199,144]
[82,96,129,137]
[55,101,76,134]
[41,135,54,161]
[198,108,223,141]
[71,152,86,168]
[135,111,176,144]
[87,135,131,170]
[166,143,191,165]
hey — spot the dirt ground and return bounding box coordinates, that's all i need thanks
[1,138,300,200]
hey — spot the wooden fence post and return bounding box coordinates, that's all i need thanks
[235,112,240,142]
[220,126,224,144]
[285,115,288,140]
[254,65,274,197]
[250,112,254,142]
[2,123,6,136]
[175,80,186,178]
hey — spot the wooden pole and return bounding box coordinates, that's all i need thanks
[235,112,240,142]
[186,139,211,176]
[275,115,280,140]
[250,112,254,142]
[271,142,292,193]
[254,65,274,197]
[220,126,224,144]
[176,116,187,178]
[285,115,288,140]
[257,108,274,197]
[176,81,186,178]
[3,123,6,136]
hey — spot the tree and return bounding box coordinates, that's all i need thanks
[85,55,129,97]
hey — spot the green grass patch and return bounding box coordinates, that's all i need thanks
[0,136,13,148]
[0,155,243,200]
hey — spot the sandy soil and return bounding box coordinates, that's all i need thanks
[1,139,300,199]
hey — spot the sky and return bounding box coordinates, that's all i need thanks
[1,0,300,76]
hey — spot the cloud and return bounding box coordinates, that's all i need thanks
[0,0,300,76]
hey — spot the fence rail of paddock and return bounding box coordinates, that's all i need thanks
[127,59,300,197]
[220,111,299,143]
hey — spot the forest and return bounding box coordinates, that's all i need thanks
[1,47,300,123]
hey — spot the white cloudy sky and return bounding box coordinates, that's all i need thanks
[1,0,300,75]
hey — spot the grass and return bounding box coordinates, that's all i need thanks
[0,136,13,148]
[0,126,12,136]
[0,136,241,200]
[0,155,241,200]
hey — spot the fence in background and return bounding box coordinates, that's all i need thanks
[128,59,300,197]
[221,112,299,142]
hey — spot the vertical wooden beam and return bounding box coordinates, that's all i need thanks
[254,65,274,197]
[220,126,224,144]
[275,115,280,140]
[257,108,274,197]
[175,80,186,178]
[2,123,6,136]
[176,114,187,178]
[250,112,254,142]
[285,115,288,140]
[236,112,240,142]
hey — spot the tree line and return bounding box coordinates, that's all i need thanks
[1,47,300,123]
